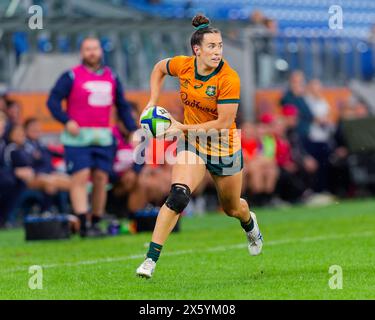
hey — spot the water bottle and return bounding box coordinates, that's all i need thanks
[107,220,120,236]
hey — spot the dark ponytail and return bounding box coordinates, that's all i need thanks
[190,14,220,55]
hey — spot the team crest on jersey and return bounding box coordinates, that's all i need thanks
[206,85,216,97]
[182,79,189,89]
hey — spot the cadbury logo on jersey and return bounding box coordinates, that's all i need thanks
[180,92,200,108]
[180,92,216,113]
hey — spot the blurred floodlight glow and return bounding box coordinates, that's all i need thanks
[275,59,289,71]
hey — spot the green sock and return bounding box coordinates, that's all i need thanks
[146,242,163,262]
[241,217,254,233]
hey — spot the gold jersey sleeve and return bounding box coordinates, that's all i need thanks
[217,71,241,105]
[166,55,190,77]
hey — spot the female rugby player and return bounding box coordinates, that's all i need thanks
[136,15,263,278]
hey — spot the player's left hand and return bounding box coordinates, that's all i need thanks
[128,129,143,150]
[163,114,184,138]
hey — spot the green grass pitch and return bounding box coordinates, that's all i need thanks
[0,199,374,300]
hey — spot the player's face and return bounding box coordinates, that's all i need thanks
[80,39,103,67]
[289,72,305,95]
[7,103,21,124]
[26,122,41,141]
[197,33,223,69]
[10,126,26,145]
[284,115,298,128]
[0,119,5,138]
[0,97,7,112]
[273,119,286,137]
[308,79,322,96]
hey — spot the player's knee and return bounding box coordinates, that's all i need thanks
[165,183,191,214]
[222,206,239,218]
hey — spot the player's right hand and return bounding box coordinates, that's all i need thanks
[144,101,155,111]
[66,120,80,136]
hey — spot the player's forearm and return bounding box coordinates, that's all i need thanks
[148,62,167,105]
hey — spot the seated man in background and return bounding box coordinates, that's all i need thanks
[24,118,71,196]
[108,123,145,217]
[0,95,9,113]
[0,111,18,227]
[1,125,35,225]
[4,100,22,139]
[4,125,70,220]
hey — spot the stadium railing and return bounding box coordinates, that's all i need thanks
[2,25,375,90]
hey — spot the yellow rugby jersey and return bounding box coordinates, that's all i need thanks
[166,55,241,157]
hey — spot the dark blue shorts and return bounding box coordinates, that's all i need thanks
[64,145,115,175]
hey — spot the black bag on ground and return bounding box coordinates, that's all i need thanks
[24,215,70,241]
[133,205,180,233]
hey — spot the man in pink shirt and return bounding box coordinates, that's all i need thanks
[48,37,138,237]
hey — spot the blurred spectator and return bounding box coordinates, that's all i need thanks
[5,100,22,125]
[108,97,173,215]
[273,117,309,203]
[241,117,279,206]
[1,125,35,226]
[339,99,370,120]
[3,125,35,183]
[24,118,71,196]
[305,79,334,144]
[0,111,7,154]
[108,123,146,216]
[249,10,277,87]
[3,124,70,221]
[264,18,278,35]
[280,71,314,142]
[108,124,175,217]
[12,32,29,64]
[304,79,335,193]
[249,10,266,30]
[279,105,318,200]
[368,24,375,43]
[4,100,22,139]
[328,100,370,197]
[0,112,18,227]
[0,95,8,113]
[241,122,258,163]
[0,111,6,137]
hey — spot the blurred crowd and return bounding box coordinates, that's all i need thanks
[0,68,373,229]
[241,70,371,207]
[0,96,71,228]
[0,96,171,228]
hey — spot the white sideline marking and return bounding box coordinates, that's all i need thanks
[6,231,374,273]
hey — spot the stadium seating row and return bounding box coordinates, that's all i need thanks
[125,0,375,33]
